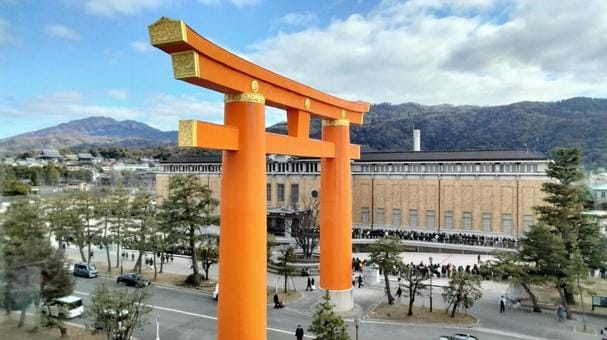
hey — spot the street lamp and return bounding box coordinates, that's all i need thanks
[429,256,433,313]
[354,316,359,340]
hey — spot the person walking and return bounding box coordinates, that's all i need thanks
[556,305,564,322]
[500,296,506,313]
[306,277,312,291]
[396,286,403,302]
[273,293,284,309]
[358,274,364,288]
[311,277,315,291]
[295,325,304,340]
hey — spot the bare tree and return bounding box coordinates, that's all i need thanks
[292,198,319,259]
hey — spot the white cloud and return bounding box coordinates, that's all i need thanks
[107,89,129,100]
[276,11,318,28]
[0,91,139,123]
[44,24,81,41]
[143,93,224,130]
[130,40,154,53]
[198,0,262,8]
[80,0,168,17]
[245,0,607,106]
[0,91,231,137]
[0,18,16,45]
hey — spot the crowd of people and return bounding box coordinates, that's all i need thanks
[352,256,484,280]
[352,228,517,248]
[120,251,175,266]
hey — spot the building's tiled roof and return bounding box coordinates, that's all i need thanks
[358,150,548,162]
[40,149,62,158]
[160,155,222,164]
[160,149,548,164]
[78,153,94,159]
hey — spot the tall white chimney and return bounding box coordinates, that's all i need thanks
[413,129,421,152]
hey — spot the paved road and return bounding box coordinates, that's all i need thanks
[68,275,603,340]
[63,245,607,340]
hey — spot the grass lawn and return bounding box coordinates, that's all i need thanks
[368,302,477,326]
[529,277,607,315]
[0,314,105,340]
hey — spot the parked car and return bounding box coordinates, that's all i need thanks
[440,334,479,340]
[41,295,84,319]
[213,284,219,301]
[73,262,98,278]
[117,273,150,287]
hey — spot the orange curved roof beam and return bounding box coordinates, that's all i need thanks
[148,17,369,125]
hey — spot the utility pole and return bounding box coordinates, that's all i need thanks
[429,256,433,312]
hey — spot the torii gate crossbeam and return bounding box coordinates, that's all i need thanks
[149,17,369,340]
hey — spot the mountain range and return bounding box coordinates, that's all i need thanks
[1,97,606,167]
[0,117,177,153]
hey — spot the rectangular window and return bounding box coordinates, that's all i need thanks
[426,210,436,229]
[501,214,513,233]
[409,209,418,227]
[290,183,299,205]
[266,183,271,201]
[392,209,401,227]
[602,192,606,198]
[377,208,385,225]
[361,207,370,224]
[277,184,285,202]
[444,211,453,229]
[462,212,472,230]
[523,214,534,231]
[482,213,492,232]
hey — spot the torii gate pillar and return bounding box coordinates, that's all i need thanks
[217,94,267,339]
[320,116,354,311]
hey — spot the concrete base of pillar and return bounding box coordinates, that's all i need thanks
[319,287,354,313]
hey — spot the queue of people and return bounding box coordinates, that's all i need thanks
[352,228,517,248]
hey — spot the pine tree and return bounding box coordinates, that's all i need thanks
[128,192,156,274]
[308,291,350,340]
[159,175,218,285]
[398,264,428,316]
[197,235,219,281]
[368,236,402,304]
[1,199,53,328]
[442,272,482,317]
[532,148,607,316]
[40,247,75,337]
[88,284,152,340]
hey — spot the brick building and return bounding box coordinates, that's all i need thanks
[155,149,549,239]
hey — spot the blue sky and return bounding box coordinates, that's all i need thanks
[1,0,606,139]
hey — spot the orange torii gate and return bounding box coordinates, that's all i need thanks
[149,17,369,340]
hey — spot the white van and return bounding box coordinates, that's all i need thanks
[43,295,84,319]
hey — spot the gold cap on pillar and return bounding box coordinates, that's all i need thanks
[179,120,198,147]
[148,17,187,46]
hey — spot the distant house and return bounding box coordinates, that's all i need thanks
[78,153,94,166]
[591,183,607,210]
[61,179,90,192]
[38,149,62,162]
